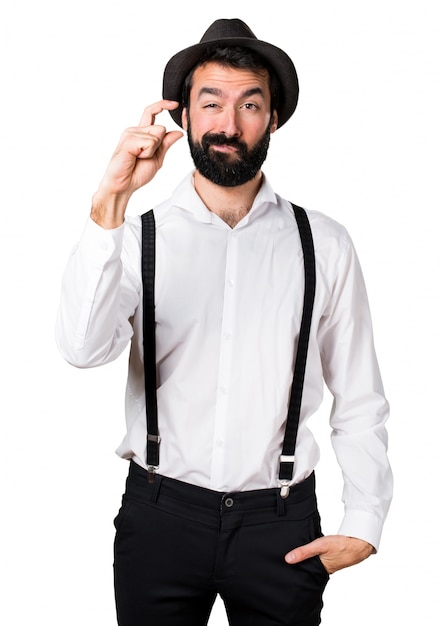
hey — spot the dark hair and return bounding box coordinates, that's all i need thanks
[182,45,281,117]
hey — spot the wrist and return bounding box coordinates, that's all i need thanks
[90,190,130,229]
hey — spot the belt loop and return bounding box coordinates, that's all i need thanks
[277,491,286,516]
[151,474,163,503]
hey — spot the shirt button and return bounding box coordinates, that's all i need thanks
[224,497,234,508]
[227,279,235,288]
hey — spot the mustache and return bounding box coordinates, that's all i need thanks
[202,133,247,150]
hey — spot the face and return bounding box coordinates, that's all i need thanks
[182,62,278,187]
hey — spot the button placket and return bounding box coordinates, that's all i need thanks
[210,231,239,489]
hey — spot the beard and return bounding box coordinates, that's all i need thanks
[187,118,272,187]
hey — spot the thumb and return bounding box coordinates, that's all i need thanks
[153,130,184,168]
[161,130,184,154]
[285,538,323,565]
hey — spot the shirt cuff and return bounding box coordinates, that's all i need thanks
[79,217,125,266]
[337,509,385,552]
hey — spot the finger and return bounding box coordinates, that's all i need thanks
[138,100,181,128]
[122,124,167,156]
[285,538,323,565]
[133,126,180,159]
[139,129,183,163]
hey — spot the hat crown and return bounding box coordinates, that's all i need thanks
[199,19,257,44]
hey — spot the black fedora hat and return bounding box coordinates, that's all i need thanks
[162,18,299,129]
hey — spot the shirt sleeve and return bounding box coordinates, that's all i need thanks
[317,231,393,551]
[55,217,141,367]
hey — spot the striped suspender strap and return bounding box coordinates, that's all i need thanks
[141,204,316,494]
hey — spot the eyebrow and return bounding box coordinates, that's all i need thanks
[197,86,265,100]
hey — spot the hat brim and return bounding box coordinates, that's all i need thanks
[162,37,299,129]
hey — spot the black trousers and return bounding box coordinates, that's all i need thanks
[113,462,329,626]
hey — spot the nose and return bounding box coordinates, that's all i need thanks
[218,107,241,137]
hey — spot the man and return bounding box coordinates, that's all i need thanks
[56,18,392,626]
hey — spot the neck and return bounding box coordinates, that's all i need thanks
[193,170,263,228]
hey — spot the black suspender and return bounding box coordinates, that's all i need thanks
[279,204,316,496]
[141,203,316,495]
[141,209,160,478]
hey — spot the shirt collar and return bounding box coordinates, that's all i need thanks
[170,170,278,226]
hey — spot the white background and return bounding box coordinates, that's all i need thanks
[1,1,440,624]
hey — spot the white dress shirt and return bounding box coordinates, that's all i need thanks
[56,172,392,550]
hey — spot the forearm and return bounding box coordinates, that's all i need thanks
[327,323,392,549]
[320,235,393,550]
[55,217,139,367]
[332,422,392,551]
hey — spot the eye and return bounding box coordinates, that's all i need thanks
[241,102,259,111]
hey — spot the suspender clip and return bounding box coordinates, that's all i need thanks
[146,434,160,483]
[147,465,158,484]
[279,455,295,498]
[279,481,291,499]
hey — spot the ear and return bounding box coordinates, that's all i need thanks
[270,111,279,133]
[182,108,188,131]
